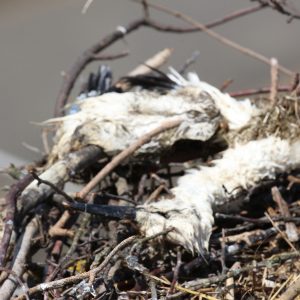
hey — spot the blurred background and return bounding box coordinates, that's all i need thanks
[0,0,299,186]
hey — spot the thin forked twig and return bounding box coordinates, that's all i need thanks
[30,171,73,203]
[135,0,294,78]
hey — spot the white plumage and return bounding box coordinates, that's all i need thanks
[137,137,300,253]
[45,70,300,254]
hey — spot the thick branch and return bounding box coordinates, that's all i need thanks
[0,174,33,267]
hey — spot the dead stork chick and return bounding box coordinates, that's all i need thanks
[44,70,256,163]
[47,69,289,254]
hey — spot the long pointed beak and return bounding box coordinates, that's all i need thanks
[64,201,137,220]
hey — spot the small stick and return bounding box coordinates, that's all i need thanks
[127,48,173,77]
[271,186,299,242]
[49,210,74,238]
[145,184,166,204]
[270,57,279,105]
[220,78,234,92]
[264,212,297,252]
[220,227,278,247]
[221,229,227,273]
[224,262,241,300]
[270,274,294,300]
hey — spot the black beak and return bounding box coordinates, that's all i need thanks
[64,201,137,220]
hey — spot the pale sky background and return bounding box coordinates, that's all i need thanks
[0,0,299,179]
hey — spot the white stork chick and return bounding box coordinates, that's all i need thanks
[46,70,300,254]
[44,70,255,163]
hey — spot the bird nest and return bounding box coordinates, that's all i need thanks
[1,2,300,299]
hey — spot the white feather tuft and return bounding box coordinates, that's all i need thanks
[137,137,298,253]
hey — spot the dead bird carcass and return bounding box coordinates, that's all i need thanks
[37,68,300,254]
